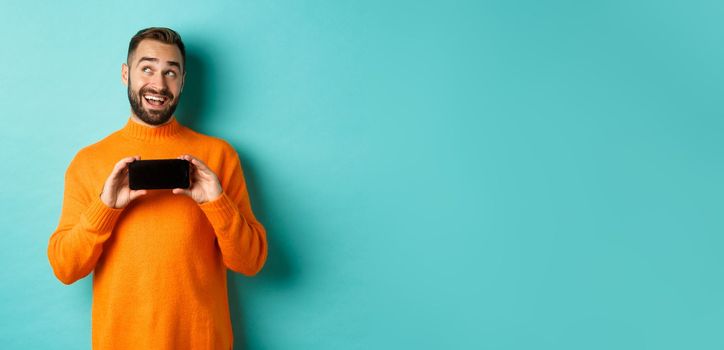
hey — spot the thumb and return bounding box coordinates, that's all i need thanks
[129,189,148,201]
[172,188,192,196]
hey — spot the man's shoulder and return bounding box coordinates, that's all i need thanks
[65,130,123,172]
[184,127,237,154]
[73,131,121,159]
[182,127,243,173]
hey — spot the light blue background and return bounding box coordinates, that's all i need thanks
[1,1,723,349]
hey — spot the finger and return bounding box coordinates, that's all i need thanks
[189,168,198,182]
[179,154,196,172]
[192,159,211,172]
[186,159,212,180]
[112,156,140,176]
[172,188,192,196]
[183,154,211,172]
[187,161,198,174]
[120,155,140,167]
[129,189,147,201]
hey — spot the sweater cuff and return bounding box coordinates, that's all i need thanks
[81,196,124,233]
[199,192,240,227]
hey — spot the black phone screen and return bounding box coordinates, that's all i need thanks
[128,159,190,190]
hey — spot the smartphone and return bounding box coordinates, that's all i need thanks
[128,159,190,190]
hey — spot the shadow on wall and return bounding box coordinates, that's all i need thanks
[176,45,208,130]
[228,150,297,349]
[177,40,297,350]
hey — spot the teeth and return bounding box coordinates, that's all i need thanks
[144,95,166,102]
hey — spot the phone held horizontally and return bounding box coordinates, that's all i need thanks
[128,159,191,190]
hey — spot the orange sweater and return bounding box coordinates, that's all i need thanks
[47,117,268,349]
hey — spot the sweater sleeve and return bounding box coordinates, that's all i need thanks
[199,147,268,276]
[47,153,124,285]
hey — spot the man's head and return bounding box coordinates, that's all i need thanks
[122,27,186,126]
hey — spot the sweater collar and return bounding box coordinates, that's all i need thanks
[120,117,183,142]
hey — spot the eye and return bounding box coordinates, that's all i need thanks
[165,71,177,77]
[142,67,152,73]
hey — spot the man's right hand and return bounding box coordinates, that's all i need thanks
[100,156,148,209]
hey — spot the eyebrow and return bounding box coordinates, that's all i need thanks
[137,56,182,70]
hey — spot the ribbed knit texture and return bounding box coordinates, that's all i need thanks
[47,117,268,350]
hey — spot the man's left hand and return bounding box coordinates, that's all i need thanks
[173,154,223,204]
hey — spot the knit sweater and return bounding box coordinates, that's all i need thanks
[47,117,268,350]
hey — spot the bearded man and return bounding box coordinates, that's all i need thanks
[47,27,267,350]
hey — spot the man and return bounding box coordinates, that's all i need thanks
[47,27,268,350]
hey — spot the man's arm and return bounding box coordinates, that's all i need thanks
[47,154,146,285]
[177,150,268,276]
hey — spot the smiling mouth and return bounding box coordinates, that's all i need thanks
[143,94,169,108]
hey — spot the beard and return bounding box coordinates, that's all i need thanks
[127,76,179,126]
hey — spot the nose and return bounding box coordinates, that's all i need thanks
[149,72,168,90]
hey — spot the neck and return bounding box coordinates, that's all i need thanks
[121,114,183,142]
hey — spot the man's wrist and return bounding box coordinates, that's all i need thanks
[201,189,223,204]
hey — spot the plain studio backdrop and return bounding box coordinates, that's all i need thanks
[0,1,722,349]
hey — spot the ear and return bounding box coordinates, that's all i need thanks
[121,63,129,87]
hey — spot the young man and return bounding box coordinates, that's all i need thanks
[47,27,267,349]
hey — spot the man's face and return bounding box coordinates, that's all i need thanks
[122,39,185,125]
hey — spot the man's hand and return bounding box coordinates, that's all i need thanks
[100,156,148,209]
[172,154,223,204]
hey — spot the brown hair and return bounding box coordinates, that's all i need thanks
[127,27,186,71]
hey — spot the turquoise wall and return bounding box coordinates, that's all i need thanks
[1,0,723,349]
